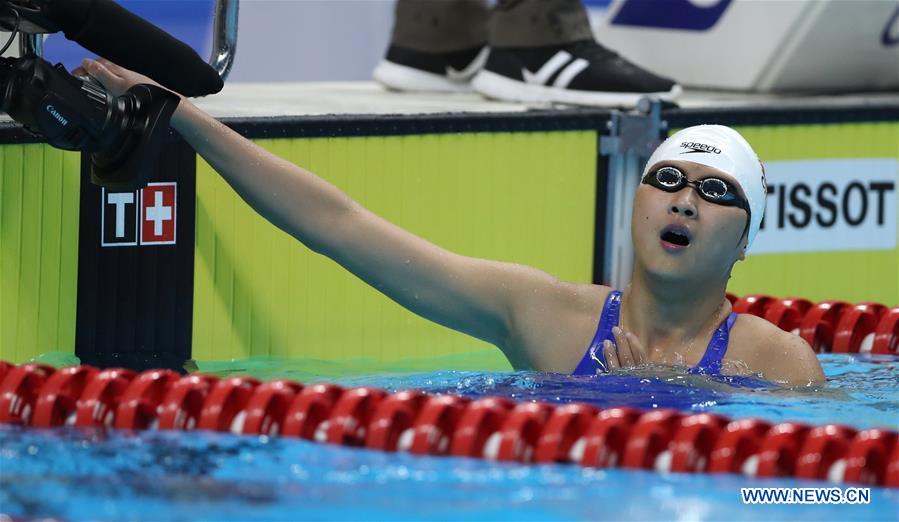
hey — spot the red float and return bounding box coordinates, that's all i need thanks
[242,380,304,436]
[325,387,387,446]
[885,440,899,488]
[708,419,771,474]
[74,368,136,427]
[114,370,180,430]
[408,394,471,456]
[450,397,514,458]
[495,402,555,462]
[282,383,344,440]
[669,413,728,473]
[0,360,897,489]
[799,301,849,353]
[197,376,261,433]
[755,422,811,478]
[157,374,219,431]
[872,307,899,355]
[622,409,683,470]
[732,294,776,318]
[0,361,13,383]
[795,424,857,481]
[580,407,641,468]
[763,298,813,333]
[32,366,98,428]
[0,364,55,425]
[833,303,887,354]
[365,390,428,452]
[842,429,897,486]
[533,403,598,464]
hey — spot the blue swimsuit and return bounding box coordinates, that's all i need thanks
[571,290,738,376]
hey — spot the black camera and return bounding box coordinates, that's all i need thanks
[1,0,221,189]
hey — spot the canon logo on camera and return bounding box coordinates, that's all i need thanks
[45,104,69,126]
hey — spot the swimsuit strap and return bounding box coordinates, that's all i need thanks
[572,293,738,376]
[691,312,739,375]
[571,290,621,375]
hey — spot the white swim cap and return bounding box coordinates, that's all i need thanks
[642,125,767,250]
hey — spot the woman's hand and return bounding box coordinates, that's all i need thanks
[603,326,649,370]
[73,57,165,97]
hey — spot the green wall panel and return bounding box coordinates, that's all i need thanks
[0,144,81,363]
[192,131,598,364]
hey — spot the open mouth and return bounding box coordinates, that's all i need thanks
[660,225,692,249]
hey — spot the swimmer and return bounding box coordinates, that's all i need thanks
[76,58,825,386]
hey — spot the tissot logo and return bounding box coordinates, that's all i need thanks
[680,142,722,154]
[752,158,896,254]
[140,183,177,245]
[101,183,177,247]
[101,189,138,246]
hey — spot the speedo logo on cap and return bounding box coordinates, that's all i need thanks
[680,142,722,154]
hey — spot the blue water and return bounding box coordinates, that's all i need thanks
[1,355,897,521]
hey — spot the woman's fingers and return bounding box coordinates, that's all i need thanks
[613,327,635,367]
[609,327,649,369]
[81,58,123,94]
[627,332,649,365]
[603,328,649,372]
[80,58,164,97]
[96,57,128,76]
[602,340,619,370]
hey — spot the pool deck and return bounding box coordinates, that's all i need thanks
[2,82,898,124]
[191,82,899,119]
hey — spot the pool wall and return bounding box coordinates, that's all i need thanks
[190,131,598,364]
[0,145,81,364]
[1,106,896,368]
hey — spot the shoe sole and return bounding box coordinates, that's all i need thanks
[373,61,473,93]
[471,70,682,108]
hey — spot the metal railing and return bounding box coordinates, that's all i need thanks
[209,0,238,80]
[600,98,667,288]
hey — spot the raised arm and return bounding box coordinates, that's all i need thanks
[78,58,598,370]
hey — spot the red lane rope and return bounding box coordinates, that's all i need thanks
[2,362,896,489]
[725,294,898,355]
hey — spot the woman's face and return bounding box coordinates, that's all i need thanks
[631,160,750,283]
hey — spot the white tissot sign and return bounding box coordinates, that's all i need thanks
[752,158,897,254]
[100,183,177,247]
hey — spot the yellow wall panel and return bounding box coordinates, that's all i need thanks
[191,131,598,365]
[0,145,81,363]
[727,123,898,305]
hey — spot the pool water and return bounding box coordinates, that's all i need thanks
[1,354,897,521]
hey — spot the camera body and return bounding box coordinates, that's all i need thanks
[1,0,183,189]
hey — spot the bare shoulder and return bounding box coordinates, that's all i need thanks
[727,314,826,386]
[503,275,613,373]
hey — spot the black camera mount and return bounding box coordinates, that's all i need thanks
[1,0,222,189]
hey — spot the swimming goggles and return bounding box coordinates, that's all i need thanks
[643,166,751,216]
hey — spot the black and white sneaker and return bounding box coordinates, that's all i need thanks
[373,45,489,93]
[471,40,681,107]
